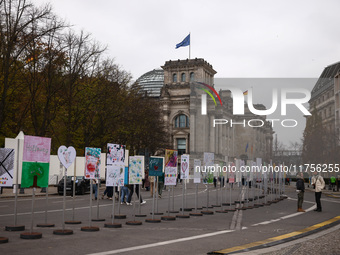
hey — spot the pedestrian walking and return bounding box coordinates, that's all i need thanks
[144,172,150,191]
[121,185,130,205]
[311,172,325,212]
[149,175,155,197]
[92,178,98,200]
[101,186,113,200]
[127,184,146,204]
[330,176,336,191]
[296,172,305,212]
[158,172,164,198]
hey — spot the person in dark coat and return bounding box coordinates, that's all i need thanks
[296,172,305,212]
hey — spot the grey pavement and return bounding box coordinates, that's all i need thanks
[0,182,339,255]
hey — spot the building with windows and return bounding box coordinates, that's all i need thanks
[309,61,340,142]
[136,58,274,163]
[305,61,340,178]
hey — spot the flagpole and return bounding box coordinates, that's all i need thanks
[189,32,191,59]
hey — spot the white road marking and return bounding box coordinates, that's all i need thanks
[86,229,235,255]
[287,197,315,204]
[251,203,316,226]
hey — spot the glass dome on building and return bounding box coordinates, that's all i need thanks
[136,69,164,97]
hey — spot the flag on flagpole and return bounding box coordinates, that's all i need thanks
[245,143,249,153]
[176,34,190,49]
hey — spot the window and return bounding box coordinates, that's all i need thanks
[190,72,195,82]
[181,73,186,82]
[174,114,189,128]
[173,73,177,82]
[177,138,186,155]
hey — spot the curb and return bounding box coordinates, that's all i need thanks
[324,193,340,199]
[208,215,340,255]
[0,193,59,199]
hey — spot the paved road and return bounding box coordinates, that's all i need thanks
[0,183,339,255]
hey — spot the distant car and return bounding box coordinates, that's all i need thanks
[58,176,91,195]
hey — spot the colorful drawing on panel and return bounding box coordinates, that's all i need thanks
[193,159,201,184]
[181,154,189,180]
[23,135,51,163]
[149,157,164,177]
[203,152,214,167]
[21,135,51,188]
[0,148,14,187]
[164,167,177,185]
[57,146,76,169]
[165,149,178,167]
[106,165,125,187]
[107,144,126,165]
[129,156,144,185]
[85,147,101,179]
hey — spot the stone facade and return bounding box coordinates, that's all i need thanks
[159,58,273,163]
[307,61,340,178]
[309,62,340,140]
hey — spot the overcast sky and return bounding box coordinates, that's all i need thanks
[32,0,340,147]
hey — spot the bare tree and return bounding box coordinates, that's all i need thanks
[58,29,106,147]
[0,0,64,138]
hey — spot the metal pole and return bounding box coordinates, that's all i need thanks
[271,173,273,201]
[72,159,77,221]
[44,186,48,224]
[206,184,210,208]
[133,184,136,222]
[252,176,255,206]
[118,186,121,214]
[89,179,93,226]
[182,181,185,215]
[229,183,232,209]
[14,138,20,226]
[152,178,156,220]
[239,181,242,204]
[138,184,141,215]
[189,32,191,59]
[62,167,66,230]
[167,187,171,216]
[276,173,278,200]
[30,187,36,233]
[215,181,218,205]
[96,179,99,219]
[156,176,160,213]
[111,186,115,224]
[221,180,223,207]
[172,186,175,211]
[257,176,260,202]
[225,177,228,204]
[195,183,198,213]
[246,177,249,207]
[264,175,267,204]
[184,180,187,208]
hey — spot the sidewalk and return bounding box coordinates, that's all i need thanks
[0,186,59,198]
[289,181,340,198]
[0,185,109,198]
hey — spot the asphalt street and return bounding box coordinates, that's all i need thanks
[0,183,339,255]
